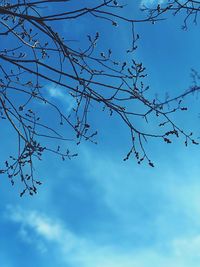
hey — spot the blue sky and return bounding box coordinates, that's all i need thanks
[1,1,200,266]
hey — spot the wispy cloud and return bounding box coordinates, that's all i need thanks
[4,146,200,267]
[6,189,200,267]
[46,84,75,112]
[5,206,114,266]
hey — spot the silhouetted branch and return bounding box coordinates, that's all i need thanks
[0,0,198,196]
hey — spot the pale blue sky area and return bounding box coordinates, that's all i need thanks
[1,1,200,267]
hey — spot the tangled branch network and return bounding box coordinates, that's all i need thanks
[0,0,198,195]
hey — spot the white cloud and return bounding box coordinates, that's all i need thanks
[6,205,200,267]
[47,85,75,112]
[6,205,77,249]
[5,146,200,267]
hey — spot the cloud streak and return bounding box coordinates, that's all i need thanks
[6,190,200,267]
[46,84,75,112]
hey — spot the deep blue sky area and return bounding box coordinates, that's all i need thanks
[1,1,200,267]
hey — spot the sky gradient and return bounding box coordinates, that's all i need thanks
[1,1,200,266]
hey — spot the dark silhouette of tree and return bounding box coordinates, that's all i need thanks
[143,0,200,30]
[142,1,200,107]
[0,0,198,196]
